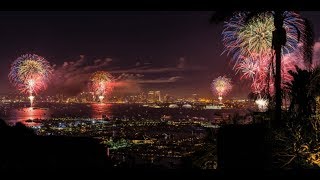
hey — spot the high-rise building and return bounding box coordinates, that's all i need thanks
[147,91,155,103]
[155,91,161,102]
[147,90,162,103]
[147,90,161,102]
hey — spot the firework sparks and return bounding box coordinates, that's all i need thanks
[255,97,269,112]
[8,54,52,107]
[223,11,304,61]
[90,71,114,103]
[211,76,232,103]
[235,56,260,80]
[222,11,306,94]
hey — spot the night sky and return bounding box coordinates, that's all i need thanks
[0,11,319,98]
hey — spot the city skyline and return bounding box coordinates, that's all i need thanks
[0,90,246,103]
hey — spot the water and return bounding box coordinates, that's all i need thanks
[0,102,112,125]
[0,102,245,125]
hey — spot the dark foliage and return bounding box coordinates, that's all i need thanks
[285,67,320,117]
[0,119,112,169]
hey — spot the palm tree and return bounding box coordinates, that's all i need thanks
[285,66,320,117]
[211,11,314,126]
[273,11,286,126]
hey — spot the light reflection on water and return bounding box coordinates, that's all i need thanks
[3,103,112,125]
[10,107,51,123]
[90,103,112,119]
[1,102,241,126]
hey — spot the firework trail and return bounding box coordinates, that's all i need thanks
[8,54,52,107]
[90,71,114,103]
[211,76,232,103]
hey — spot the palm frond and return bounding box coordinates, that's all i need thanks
[302,18,314,66]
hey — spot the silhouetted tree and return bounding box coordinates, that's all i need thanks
[12,122,35,136]
[285,66,320,117]
[272,67,320,168]
[0,119,112,169]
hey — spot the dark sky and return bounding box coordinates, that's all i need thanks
[0,11,319,98]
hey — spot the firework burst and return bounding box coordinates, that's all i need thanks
[90,71,114,103]
[255,97,269,112]
[223,11,305,61]
[8,54,52,106]
[222,11,306,94]
[235,56,261,80]
[211,76,232,102]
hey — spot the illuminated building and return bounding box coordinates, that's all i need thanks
[147,91,155,103]
[182,104,192,108]
[155,91,161,102]
[146,90,161,103]
[169,104,179,108]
